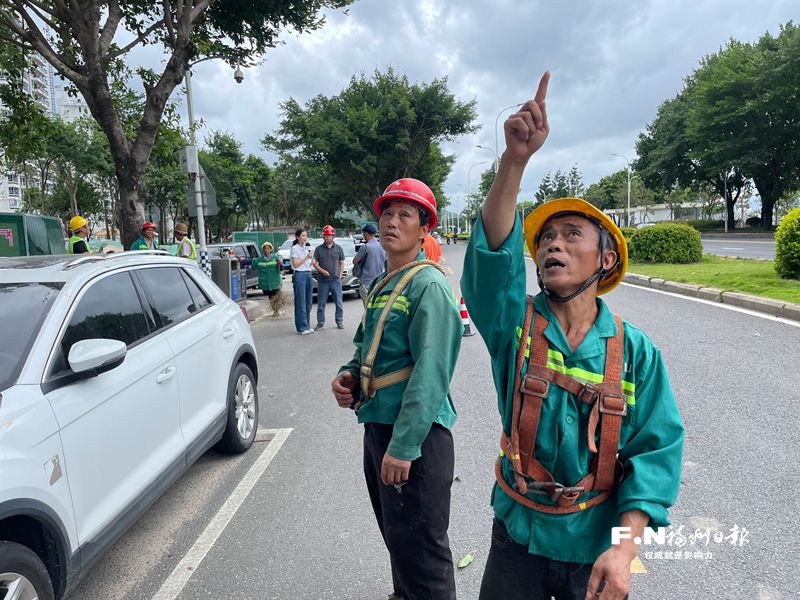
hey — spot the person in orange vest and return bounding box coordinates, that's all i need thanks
[421,231,442,263]
[462,72,684,600]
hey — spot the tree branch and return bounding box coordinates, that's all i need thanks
[108,18,165,59]
[162,0,176,46]
[98,0,123,55]
[0,6,85,84]
[188,0,214,24]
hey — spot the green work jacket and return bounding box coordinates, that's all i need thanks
[461,214,684,563]
[252,255,282,291]
[339,251,462,461]
[130,236,159,251]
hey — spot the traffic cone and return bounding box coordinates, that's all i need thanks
[459,297,476,337]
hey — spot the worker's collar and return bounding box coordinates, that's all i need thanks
[533,293,618,360]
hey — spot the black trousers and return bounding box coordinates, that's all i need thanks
[479,518,628,600]
[363,422,456,600]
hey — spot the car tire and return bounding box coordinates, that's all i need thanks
[0,541,55,600]
[215,362,259,454]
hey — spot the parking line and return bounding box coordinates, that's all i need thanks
[151,428,293,600]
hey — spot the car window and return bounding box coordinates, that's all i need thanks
[279,239,293,251]
[60,272,150,360]
[335,238,356,257]
[0,282,60,391]
[137,267,196,329]
[246,245,259,258]
[181,269,211,310]
[234,247,247,258]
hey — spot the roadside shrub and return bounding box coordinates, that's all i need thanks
[685,219,725,232]
[629,222,703,263]
[619,226,636,242]
[746,216,762,228]
[774,208,800,279]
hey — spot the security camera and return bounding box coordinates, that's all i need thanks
[233,66,244,84]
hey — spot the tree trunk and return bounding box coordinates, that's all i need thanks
[753,174,779,231]
[118,177,146,248]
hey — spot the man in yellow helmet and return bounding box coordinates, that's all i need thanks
[462,72,684,600]
[67,216,90,254]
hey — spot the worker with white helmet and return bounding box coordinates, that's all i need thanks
[331,178,463,600]
[462,72,684,600]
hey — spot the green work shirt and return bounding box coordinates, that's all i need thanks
[252,255,282,291]
[461,214,684,564]
[339,250,463,461]
[130,236,159,251]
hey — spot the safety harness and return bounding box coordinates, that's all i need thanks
[358,259,445,402]
[496,295,627,514]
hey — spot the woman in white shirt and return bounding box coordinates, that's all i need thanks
[290,228,314,334]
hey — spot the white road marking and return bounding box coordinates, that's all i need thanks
[151,428,293,600]
[721,247,745,250]
[618,283,800,328]
[523,255,799,328]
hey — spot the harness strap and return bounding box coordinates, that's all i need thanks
[498,295,626,514]
[359,260,445,401]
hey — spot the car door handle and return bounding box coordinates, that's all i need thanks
[156,366,176,384]
[222,326,235,339]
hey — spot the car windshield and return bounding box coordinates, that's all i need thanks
[0,282,60,391]
[279,239,294,251]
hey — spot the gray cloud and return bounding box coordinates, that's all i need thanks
[126,0,799,210]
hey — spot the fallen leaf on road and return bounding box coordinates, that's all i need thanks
[453,475,461,482]
[457,552,475,569]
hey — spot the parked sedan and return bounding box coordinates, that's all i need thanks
[0,252,259,600]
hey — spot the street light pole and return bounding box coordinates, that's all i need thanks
[494,103,523,173]
[183,57,244,275]
[611,153,632,227]
[184,67,209,274]
[468,161,488,234]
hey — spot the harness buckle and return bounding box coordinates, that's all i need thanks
[598,393,627,417]
[578,383,601,405]
[520,374,549,398]
[551,486,585,502]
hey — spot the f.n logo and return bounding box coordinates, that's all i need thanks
[0,228,13,246]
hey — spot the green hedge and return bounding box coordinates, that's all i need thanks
[629,222,703,263]
[775,208,800,279]
[619,226,636,242]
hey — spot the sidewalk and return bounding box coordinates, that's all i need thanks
[623,272,800,323]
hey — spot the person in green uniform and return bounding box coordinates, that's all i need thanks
[67,216,90,254]
[173,222,197,261]
[129,221,159,251]
[330,178,463,600]
[462,72,684,600]
[252,241,285,317]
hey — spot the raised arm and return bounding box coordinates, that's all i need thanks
[482,72,550,250]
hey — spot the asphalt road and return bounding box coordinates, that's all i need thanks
[71,241,799,600]
[701,238,775,259]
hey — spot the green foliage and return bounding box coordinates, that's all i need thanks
[637,22,800,230]
[629,223,703,263]
[535,165,584,204]
[774,208,800,279]
[619,226,636,242]
[264,69,477,218]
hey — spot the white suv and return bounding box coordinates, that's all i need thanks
[0,252,259,600]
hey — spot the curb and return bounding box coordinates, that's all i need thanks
[623,273,800,323]
[239,298,270,322]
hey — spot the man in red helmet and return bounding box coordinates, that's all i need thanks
[462,73,683,600]
[312,224,346,329]
[331,179,463,600]
[129,221,160,251]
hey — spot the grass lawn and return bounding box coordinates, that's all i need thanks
[628,255,800,305]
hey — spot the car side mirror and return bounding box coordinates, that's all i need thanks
[68,338,127,375]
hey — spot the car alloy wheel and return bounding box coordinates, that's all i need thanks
[0,572,38,600]
[0,542,55,600]
[235,372,256,441]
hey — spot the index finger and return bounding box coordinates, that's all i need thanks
[534,71,550,103]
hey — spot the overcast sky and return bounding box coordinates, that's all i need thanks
[167,0,796,212]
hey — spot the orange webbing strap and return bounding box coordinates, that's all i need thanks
[508,295,535,494]
[359,260,445,401]
[591,314,626,490]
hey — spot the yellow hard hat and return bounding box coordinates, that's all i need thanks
[523,198,627,295]
[261,241,273,250]
[69,216,89,231]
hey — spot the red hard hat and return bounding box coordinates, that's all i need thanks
[142,221,156,231]
[374,178,438,229]
[322,225,335,236]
